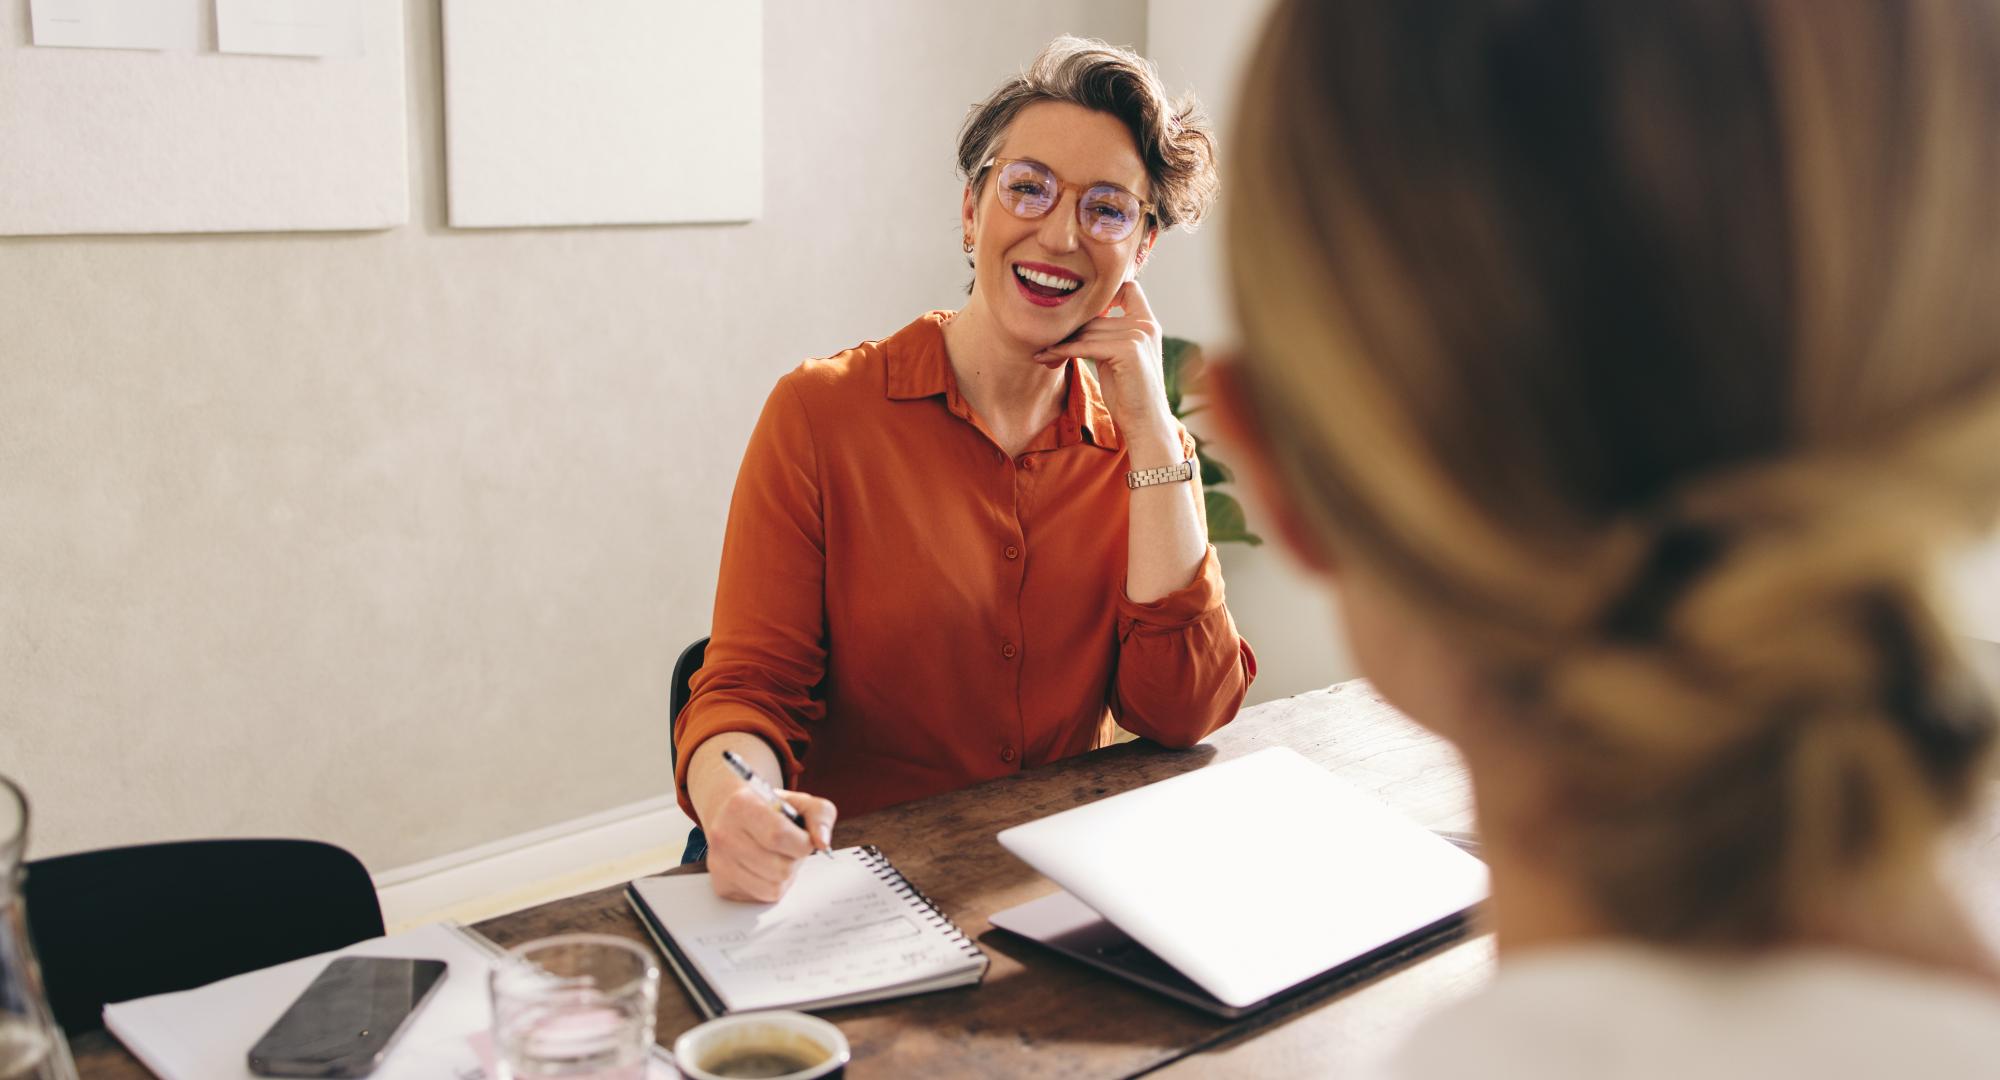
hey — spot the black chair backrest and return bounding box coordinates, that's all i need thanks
[669,636,710,766]
[25,838,383,1034]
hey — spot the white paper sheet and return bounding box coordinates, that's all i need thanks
[216,0,364,58]
[28,0,199,50]
[100,922,678,1079]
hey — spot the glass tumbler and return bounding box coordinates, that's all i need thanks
[489,933,659,1080]
[0,776,77,1080]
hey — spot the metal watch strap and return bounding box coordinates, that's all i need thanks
[1126,458,1197,490]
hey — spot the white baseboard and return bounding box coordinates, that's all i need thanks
[373,795,697,933]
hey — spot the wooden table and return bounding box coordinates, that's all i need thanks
[67,670,2000,1078]
[68,681,1489,1077]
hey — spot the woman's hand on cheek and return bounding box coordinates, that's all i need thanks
[1032,279,1177,446]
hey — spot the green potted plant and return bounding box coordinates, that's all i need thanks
[1162,336,1262,546]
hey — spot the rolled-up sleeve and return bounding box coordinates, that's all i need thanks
[1110,546,1257,747]
[674,375,826,820]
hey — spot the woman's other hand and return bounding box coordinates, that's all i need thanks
[1032,279,1179,454]
[1036,277,1209,604]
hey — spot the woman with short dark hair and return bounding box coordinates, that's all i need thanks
[677,37,1255,903]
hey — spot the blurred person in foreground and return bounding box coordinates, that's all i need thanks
[1215,1,2000,1075]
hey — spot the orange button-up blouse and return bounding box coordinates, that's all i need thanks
[673,312,1256,820]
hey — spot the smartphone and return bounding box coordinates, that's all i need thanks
[246,956,449,1078]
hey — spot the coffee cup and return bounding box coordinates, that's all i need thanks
[671,1010,849,1080]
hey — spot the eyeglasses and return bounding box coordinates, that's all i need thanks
[980,157,1153,243]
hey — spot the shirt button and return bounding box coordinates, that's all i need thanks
[1001,641,1017,659]
[1004,545,1020,560]
[1000,746,1017,763]
[1017,455,1033,470]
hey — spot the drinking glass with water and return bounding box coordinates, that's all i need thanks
[489,934,659,1080]
[0,776,77,1080]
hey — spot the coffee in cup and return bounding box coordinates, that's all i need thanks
[672,1011,848,1080]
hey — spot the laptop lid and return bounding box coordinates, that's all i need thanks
[994,746,1489,1010]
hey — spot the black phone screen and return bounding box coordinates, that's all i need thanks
[247,956,449,1078]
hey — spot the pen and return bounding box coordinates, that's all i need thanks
[721,748,834,859]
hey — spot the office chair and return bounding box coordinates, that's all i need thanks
[25,838,383,1035]
[671,635,711,864]
[669,635,710,766]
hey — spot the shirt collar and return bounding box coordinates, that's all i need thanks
[883,311,1122,452]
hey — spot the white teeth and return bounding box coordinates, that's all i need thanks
[1014,265,1081,293]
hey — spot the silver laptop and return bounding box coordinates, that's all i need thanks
[991,746,1489,1017]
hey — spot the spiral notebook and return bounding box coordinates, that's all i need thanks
[625,845,988,1017]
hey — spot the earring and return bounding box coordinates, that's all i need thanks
[963,236,974,254]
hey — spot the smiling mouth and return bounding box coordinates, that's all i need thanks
[1013,263,1082,298]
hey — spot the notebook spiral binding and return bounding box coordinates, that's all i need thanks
[858,845,986,960]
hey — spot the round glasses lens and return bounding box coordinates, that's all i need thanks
[995,161,1057,218]
[1081,186,1141,242]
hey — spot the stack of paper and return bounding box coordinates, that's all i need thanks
[101,922,674,1079]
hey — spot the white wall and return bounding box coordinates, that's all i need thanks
[1956,542,2000,643]
[0,0,1149,872]
[1142,0,1356,703]
[5,0,1987,899]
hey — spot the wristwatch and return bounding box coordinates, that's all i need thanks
[1127,458,1197,490]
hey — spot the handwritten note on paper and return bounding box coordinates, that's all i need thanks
[634,847,979,1013]
[29,0,199,50]
[216,0,364,58]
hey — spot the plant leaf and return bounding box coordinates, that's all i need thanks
[1205,490,1263,545]
[1200,453,1234,486]
[1162,336,1202,417]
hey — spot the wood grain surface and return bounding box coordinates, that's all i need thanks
[481,682,1481,1079]
[66,670,2000,1078]
[63,682,1461,1078]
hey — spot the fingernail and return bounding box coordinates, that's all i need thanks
[819,824,833,847]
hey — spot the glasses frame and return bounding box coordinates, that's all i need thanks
[978,157,1155,243]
